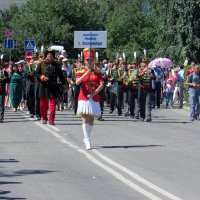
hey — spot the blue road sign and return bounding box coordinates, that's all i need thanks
[24,40,36,51]
[4,39,17,49]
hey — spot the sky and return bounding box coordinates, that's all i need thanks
[0,0,27,9]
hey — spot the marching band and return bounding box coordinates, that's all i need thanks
[0,47,199,148]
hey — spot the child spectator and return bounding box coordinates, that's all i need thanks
[165,78,174,109]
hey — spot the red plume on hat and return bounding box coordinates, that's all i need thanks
[83,48,95,60]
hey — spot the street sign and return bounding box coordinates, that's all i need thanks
[6,29,14,39]
[24,40,36,51]
[25,51,33,63]
[4,39,17,49]
[74,31,107,48]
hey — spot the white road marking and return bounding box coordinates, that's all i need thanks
[20,111,60,132]
[34,123,163,200]
[92,150,182,200]
[19,111,183,200]
[33,122,183,200]
[46,124,60,132]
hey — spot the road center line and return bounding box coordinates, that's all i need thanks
[92,149,182,200]
[20,111,60,132]
[19,111,183,200]
[35,122,163,200]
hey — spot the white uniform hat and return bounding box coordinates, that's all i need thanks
[62,58,68,62]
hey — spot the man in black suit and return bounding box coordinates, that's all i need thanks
[35,49,65,125]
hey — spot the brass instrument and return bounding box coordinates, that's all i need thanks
[123,70,129,85]
[0,70,5,80]
[38,58,48,64]
[138,67,145,80]
[127,68,140,86]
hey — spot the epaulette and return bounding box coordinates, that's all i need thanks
[75,68,85,74]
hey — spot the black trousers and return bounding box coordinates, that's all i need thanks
[140,88,152,120]
[117,86,123,115]
[123,88,129,114]
[35,85,41,118]
[154,82,161,108]
[27,85,35,115]
[0,92,5,121]
[105,86,111,106]
[129,88,139,118]
[110,92,117,112]
[99,89,105,115]
[73,85,80,115]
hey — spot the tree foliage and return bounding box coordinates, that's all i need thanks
[0,0,199,64]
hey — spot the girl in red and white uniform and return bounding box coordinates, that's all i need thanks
[76,49,104,150]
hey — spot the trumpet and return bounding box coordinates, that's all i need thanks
[38,59,47,64]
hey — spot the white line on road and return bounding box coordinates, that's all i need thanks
[33,123,163,200]
[19,111,183,200]
[92,150,182,200]
[46,124,60,132]
[20,111,60,131]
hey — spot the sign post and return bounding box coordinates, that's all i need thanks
[5,28,14,39]
[74,31,107,49]
[5,29,15,60]
[4,39,17,49]
[25,51,33,63]
[24,40,36,52]
[74,30,107,66]
[74,31,107,93]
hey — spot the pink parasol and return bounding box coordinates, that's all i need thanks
[148,58,173,69]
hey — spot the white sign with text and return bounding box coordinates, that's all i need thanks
[74,31,107,48]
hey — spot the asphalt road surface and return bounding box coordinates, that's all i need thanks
[0,106,199,200]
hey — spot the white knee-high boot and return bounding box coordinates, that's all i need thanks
[82,123,91,150]
[88,124,93,139]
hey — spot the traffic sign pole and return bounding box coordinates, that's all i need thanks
[9,50,11,61]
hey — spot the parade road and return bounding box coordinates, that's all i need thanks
[0,107,199,200]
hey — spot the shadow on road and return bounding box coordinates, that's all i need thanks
[0,169,55,199]
[0,190,26,200]
[3,120,32,123]
[94,145,164,149]
[150,121,191,124]
[0,170,57,178]
[0,159,19,163]
[0,197,26,199]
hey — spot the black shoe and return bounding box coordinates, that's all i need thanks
[98,116,104,121]
[36,117,41,120]
[49,122,55,126]
[109,110,113,114]
[146,118,152,122]
[42,120,47,124]
[30,114,34,118]
[0,120,3,123]
[124,113,129,117]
